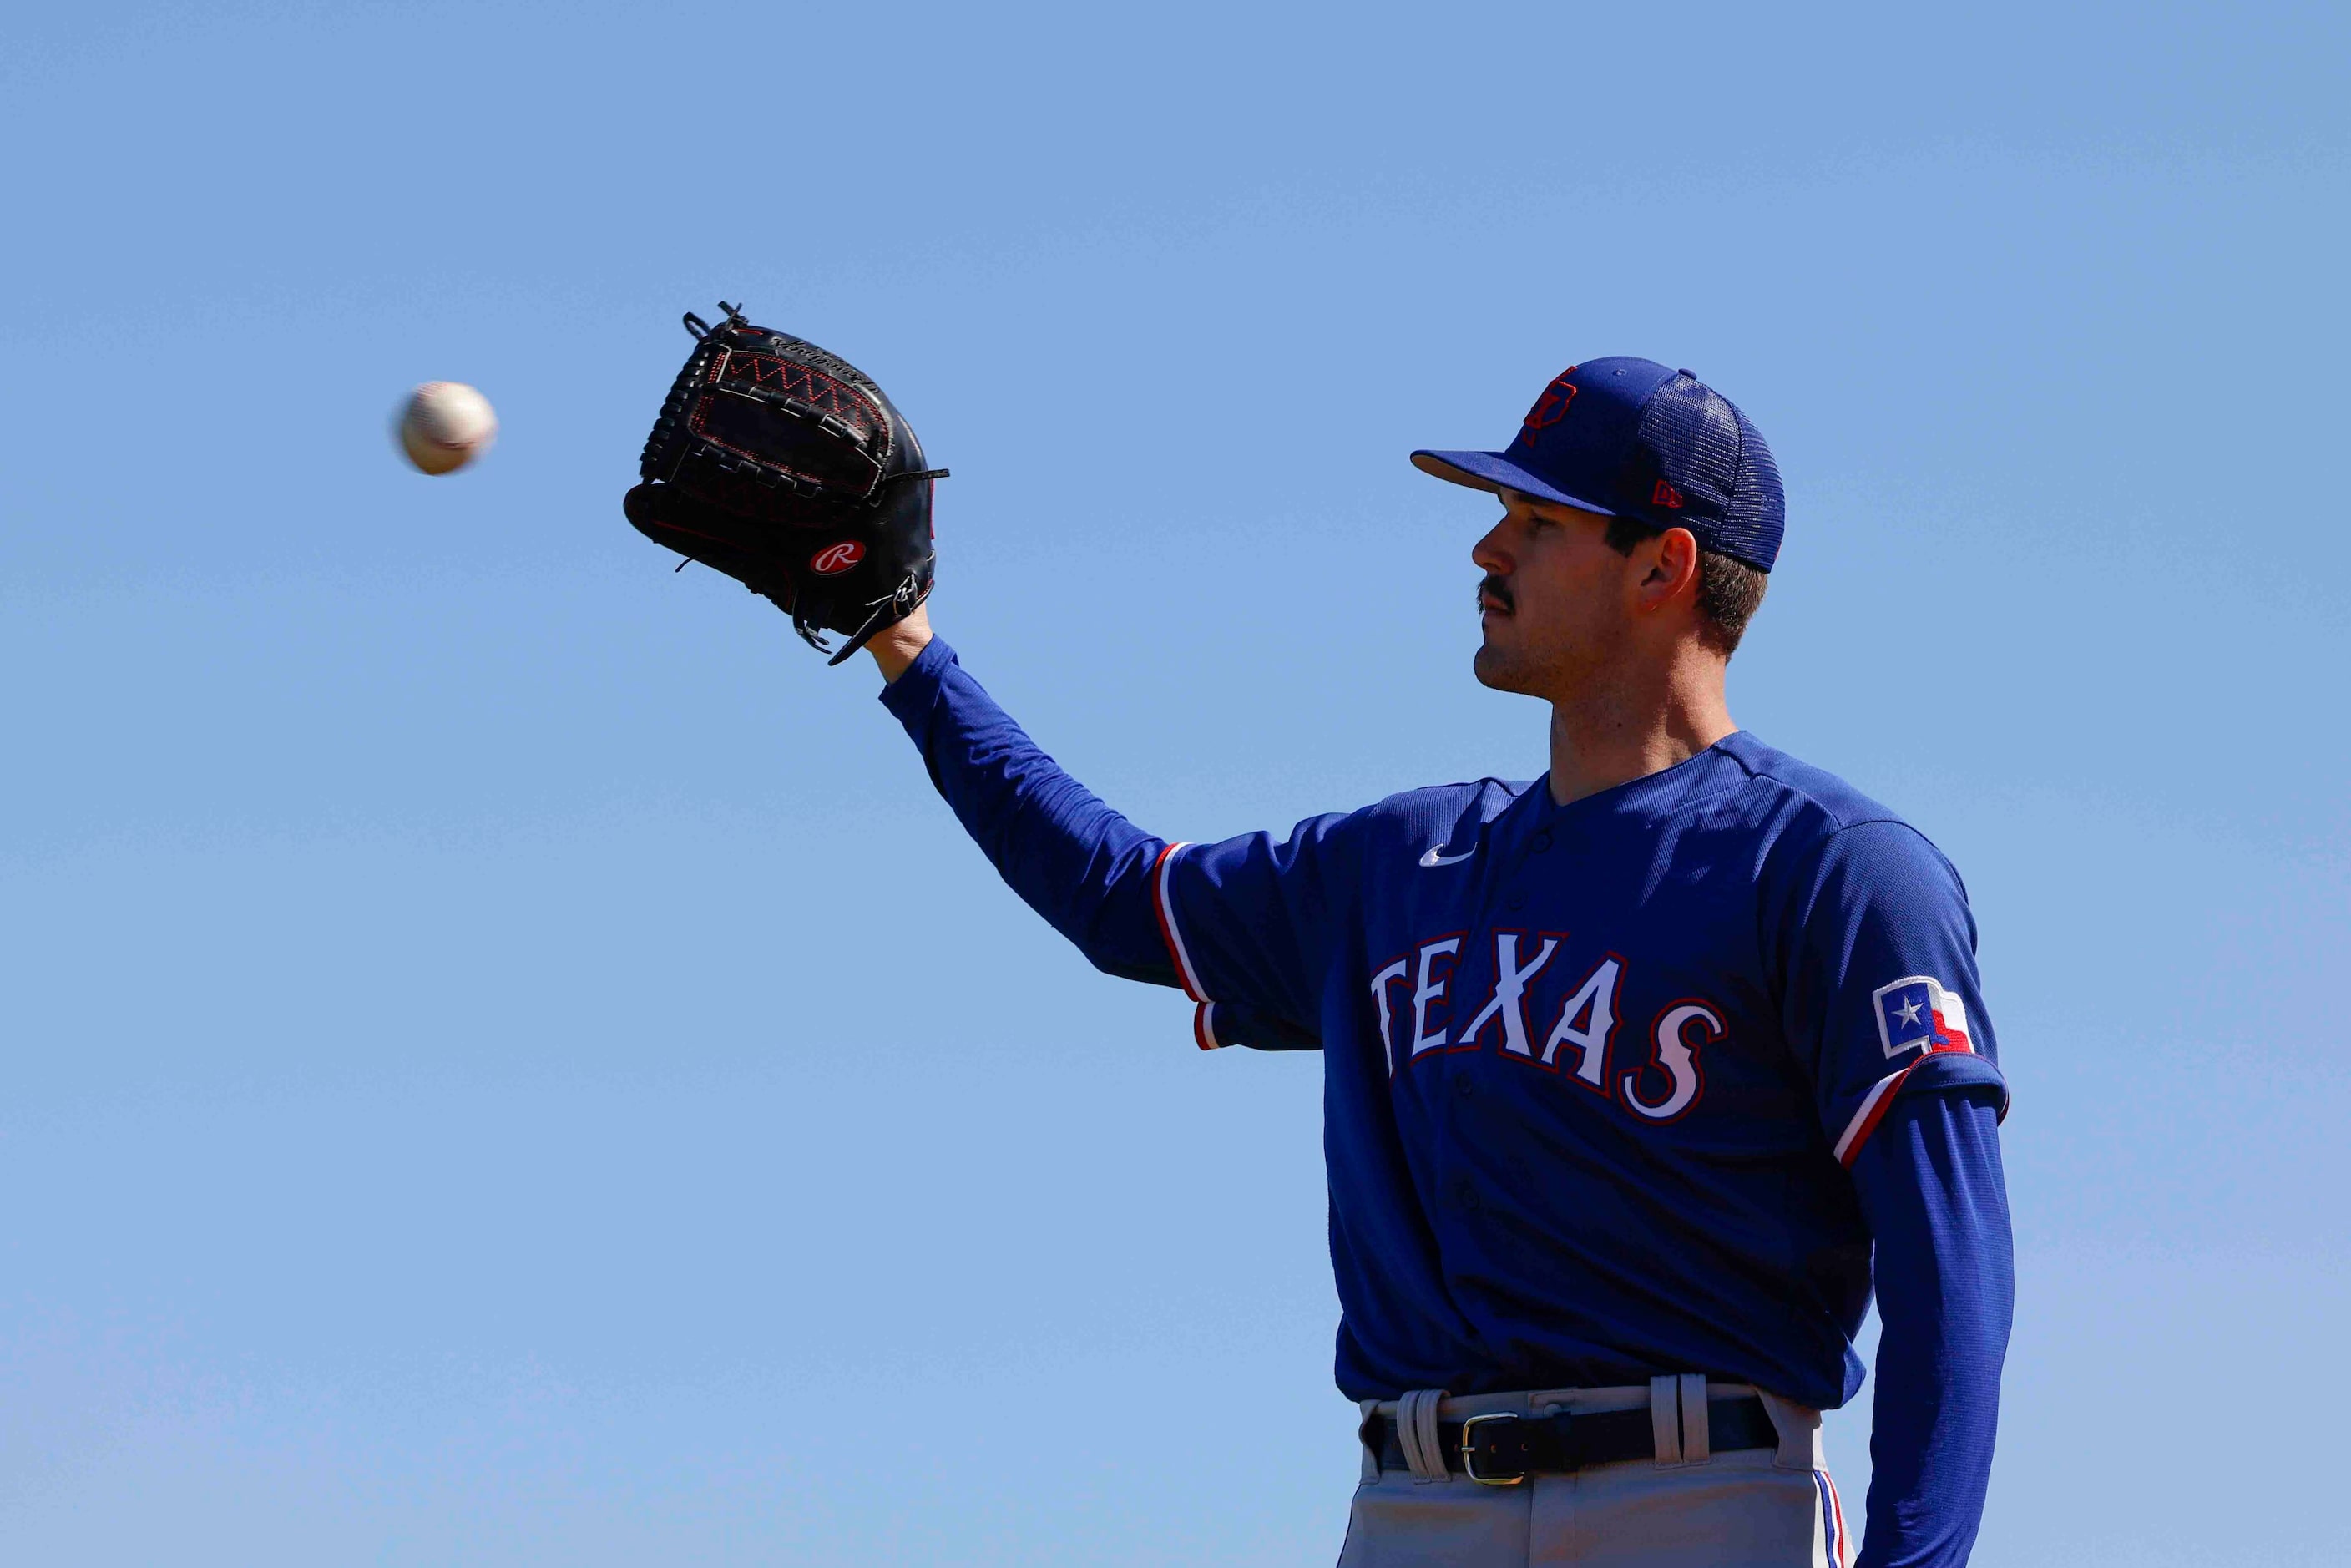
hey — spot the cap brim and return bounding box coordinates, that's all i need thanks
[1409,449,1619,518]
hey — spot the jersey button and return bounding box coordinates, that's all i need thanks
[1454,1073,1476,1100]
[1530,830,1553,853]
[1452,1176,1481,1212]
[1506,890,1528,911]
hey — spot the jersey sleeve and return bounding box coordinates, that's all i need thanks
[1155,812,1363,1035]
[1768,820,2010,1169]
[1193,999,1322,1053]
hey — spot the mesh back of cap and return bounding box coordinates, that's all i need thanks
[1634,376,1784,572]
[1716,407,1784,571]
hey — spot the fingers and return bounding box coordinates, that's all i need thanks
[623,481,705,537]
[624,483,738,554]
[624,483,787,599]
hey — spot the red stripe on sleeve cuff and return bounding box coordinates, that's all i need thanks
[1150,842,1208,1003]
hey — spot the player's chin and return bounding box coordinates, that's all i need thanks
[1472,633,1535,695]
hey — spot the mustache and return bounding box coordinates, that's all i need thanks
[1478,574,1514,613]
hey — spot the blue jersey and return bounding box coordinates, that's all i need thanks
[882,640,2012,1567]
[1156,737,2006,1408]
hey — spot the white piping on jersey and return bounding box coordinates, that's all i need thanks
[1154,842,1209,1003]
[1833,1063,1917,1167]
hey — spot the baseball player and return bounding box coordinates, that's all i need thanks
[627,325,2013,1566]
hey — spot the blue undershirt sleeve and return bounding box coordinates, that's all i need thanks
[877,636,1180,987]
[1847,1085,2014,1568]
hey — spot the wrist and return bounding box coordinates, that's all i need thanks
[867,606,934,684]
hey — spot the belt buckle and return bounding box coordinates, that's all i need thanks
[1459,1412,1530,1486]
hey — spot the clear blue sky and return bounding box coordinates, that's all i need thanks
[2,3,2344,1563]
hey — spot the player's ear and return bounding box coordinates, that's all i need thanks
[1632,525,1701,613]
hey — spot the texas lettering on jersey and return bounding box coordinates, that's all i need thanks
[1368,932,1715,1125]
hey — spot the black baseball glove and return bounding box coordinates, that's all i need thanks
[624,302,945,665]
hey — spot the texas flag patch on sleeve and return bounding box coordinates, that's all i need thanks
[1872,975,1973,1058]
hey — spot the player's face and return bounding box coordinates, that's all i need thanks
[1469,490,1637,700]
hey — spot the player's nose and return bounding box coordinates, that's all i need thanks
[1470,522,1512,577]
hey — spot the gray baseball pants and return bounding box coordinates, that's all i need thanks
[1338,1378,1852,1567]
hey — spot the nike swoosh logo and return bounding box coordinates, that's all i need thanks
[1418,845,1479,867]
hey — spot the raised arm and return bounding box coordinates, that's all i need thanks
[867,607,1180,987]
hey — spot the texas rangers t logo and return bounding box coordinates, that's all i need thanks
[1872,975,1973,1057]
[1522,369,1580,431]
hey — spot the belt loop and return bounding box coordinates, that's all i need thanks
[1677,1374,1711,1464]
[1649,1375,1683,1467]
[1756,1388,1827,1472]
[1358,1399,1382,1484]
[1398,1388,1451,1482]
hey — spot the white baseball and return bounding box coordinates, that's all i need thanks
[398,382,498,474]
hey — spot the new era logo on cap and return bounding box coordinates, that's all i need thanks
[1411,357,1786,573]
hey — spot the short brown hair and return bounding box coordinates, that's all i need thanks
[1603,516,1769,655]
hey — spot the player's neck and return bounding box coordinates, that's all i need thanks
[1544,652,1736,807]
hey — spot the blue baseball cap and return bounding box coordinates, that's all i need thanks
[1412,357,1786,572]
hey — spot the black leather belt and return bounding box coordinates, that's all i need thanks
[1365,1396,1777,1484]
